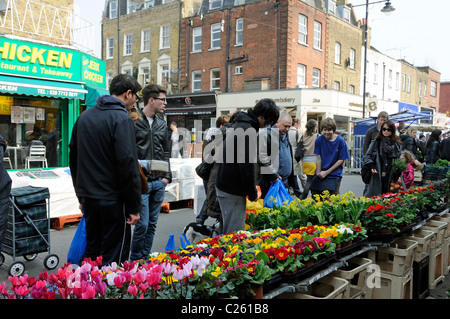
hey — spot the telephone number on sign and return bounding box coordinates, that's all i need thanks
[37,89,79,98]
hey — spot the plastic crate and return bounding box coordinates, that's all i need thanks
[367,268,413,299]
[332,257,372,299]
[442,237,450,276]
[413,256,429,299]
[368,238,418,276]
[404,229,434,262]
[428,246,444,289]
[278,276,350,299]
[430,215,450,238]
[422,220,447,247]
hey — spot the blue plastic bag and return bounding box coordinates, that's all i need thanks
[67,215,86,265]
[263,179,293,208]
[165,234,175,252]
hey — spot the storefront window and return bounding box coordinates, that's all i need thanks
[0,95,62,169]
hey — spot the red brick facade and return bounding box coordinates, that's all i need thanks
[178,0,327,93]
[440,82,450,115]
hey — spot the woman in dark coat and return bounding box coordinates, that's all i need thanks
[401,126,420,160]
[425,129,442,164]
[363,120,402,197]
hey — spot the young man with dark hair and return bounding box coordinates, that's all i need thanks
[69,74,142,266]
[215,98,279,234]
[130,83,172,260]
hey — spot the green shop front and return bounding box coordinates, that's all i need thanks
[0,37,107,169]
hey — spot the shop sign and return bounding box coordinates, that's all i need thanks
[0,37,84,83]
[81,54,105,88]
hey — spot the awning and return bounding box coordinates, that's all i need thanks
[0,75,87,99]
[85,85,109,108]
[352,110,434,125]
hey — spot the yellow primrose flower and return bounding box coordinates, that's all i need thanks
[211,267,222,277]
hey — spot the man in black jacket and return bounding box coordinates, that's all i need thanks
[215,98,279,234]
[69,74,142,266]
[130,84,172,260]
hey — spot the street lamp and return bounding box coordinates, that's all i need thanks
[354,0,395,118]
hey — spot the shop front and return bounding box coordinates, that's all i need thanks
[0,36,106,169]
[165,91,217,139]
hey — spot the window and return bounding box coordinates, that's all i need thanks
[388,69,393,88]
[127,0,136,14]
[235,18,243,46]
[349,48,355,69]
[423,83,427,96]
[234,0,245,5]
[313,21,321,50]
[373,63,378,84]
[349,85,355,94]
[328,0,336,15]
[109,0,117,19]
[158,62,170,86]
[333,81,340,91]
[144,0,154,8]
[106,37,114,59]
[430,81,437,97]
[297,64,306,88]
[298,14,307,45]
[209,0,222,10]
[312,68,320,88]
[343,7,350,22]
[235,65,243,75]
[418,81,422,97]
[192,70,201,92]
[122,61,132,75]
[141,29,150,52]
[192,27,202,52]
[124,34,132,56]
[395,72,400,90]
[211,23,221,49]
[160,25,170,49]
[402,73,406,91]
[334,42,341,64]
[210,68,220,90]
[138,59,151,87]
[407,75,411,93]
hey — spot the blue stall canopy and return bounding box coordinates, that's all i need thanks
[352,110,434,126]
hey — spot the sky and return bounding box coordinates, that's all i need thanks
[74,0,450,81]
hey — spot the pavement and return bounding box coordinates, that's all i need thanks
[0,173,449,299]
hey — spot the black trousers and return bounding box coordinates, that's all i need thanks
[81,198,131,266]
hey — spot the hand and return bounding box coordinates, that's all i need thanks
[371,168,378,174]
[161,178,169,185]
[78,203,83,212]
[317,171,328,179]
[127,213,140,225]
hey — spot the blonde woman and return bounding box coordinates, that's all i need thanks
[300,119,319,199]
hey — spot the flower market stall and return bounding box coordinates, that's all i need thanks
[0,172,449,299]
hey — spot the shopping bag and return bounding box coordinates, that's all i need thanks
[165,234,175,252]
[67,215,86,265]
[263,179,293,208]
[246,198,264,215]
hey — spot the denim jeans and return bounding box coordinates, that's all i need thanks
[130,179,166,260]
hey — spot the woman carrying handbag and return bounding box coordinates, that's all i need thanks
[362,120,402,197]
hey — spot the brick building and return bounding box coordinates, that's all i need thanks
[440,82,450,116]
[101,0,201,92]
